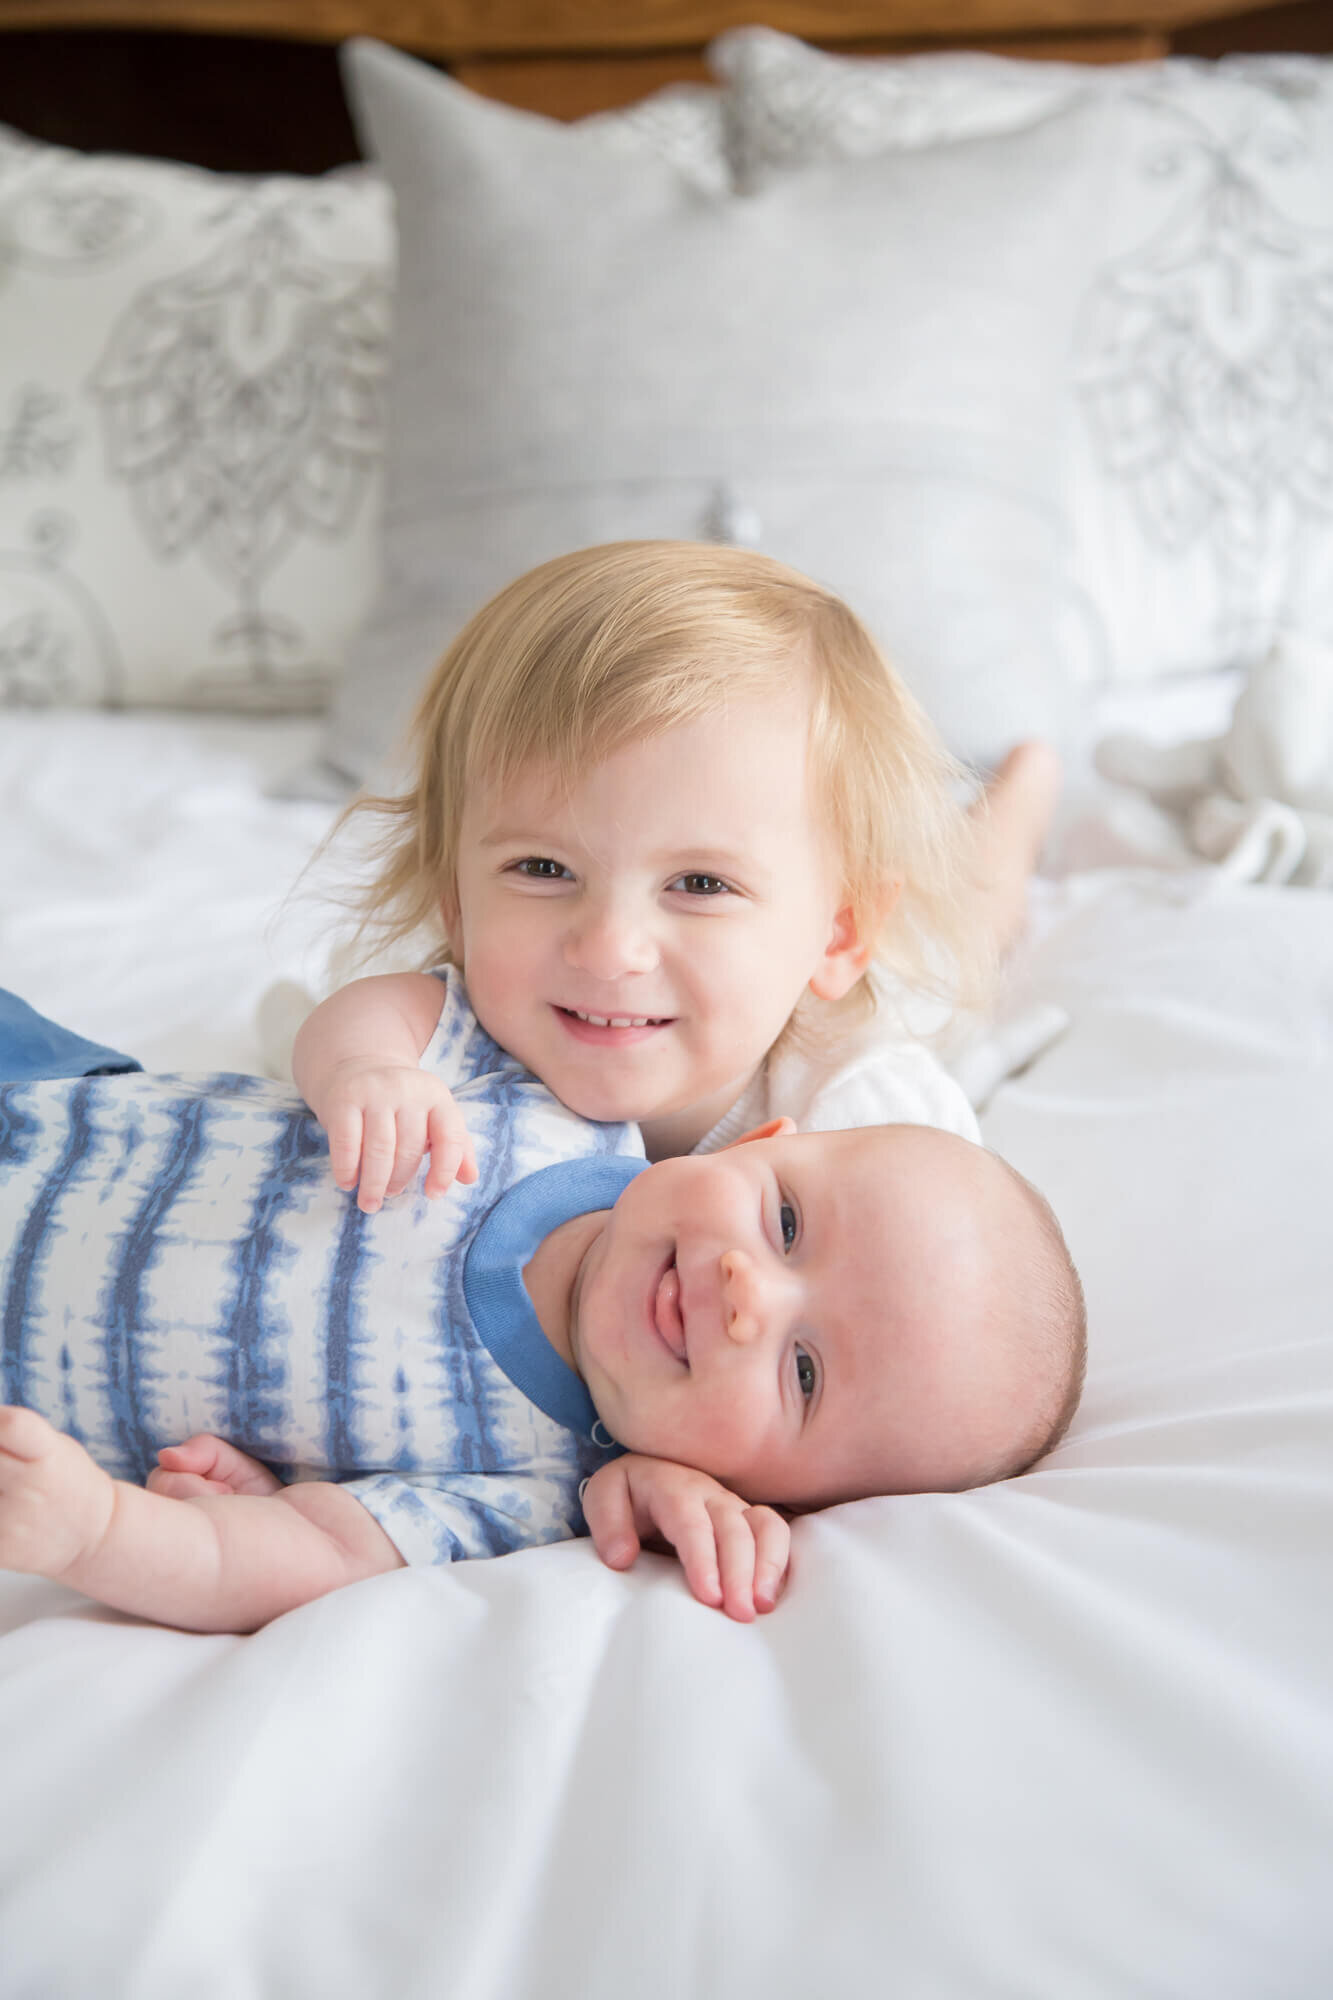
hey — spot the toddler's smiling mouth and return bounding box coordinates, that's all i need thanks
[559,1007,672,1028]
[554,1007,674,1045]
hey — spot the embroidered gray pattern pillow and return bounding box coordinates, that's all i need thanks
[715,29,1333,685]
[0,126,395,711]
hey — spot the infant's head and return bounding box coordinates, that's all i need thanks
[569,1121,1085,1508]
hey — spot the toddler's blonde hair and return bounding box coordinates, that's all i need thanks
[339,541,993,1034]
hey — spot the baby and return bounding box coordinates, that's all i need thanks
[0,983,1085,1634]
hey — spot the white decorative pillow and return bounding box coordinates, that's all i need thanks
[1071,59,1333,682]
[317,39,1123,792]
[712,24,1094,186]
[0,126,394,710]
[715,29,1333,685]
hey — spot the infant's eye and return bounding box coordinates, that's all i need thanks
[672,873,731,897]
[795,1346,817,1400]
[779,1202,798,1253]
[513,856,568,880]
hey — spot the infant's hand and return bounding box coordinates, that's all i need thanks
[581,1453,790,1622]
[315,1061,478,1213]
[0,1406,114,1579]
[147,1434,283,1501]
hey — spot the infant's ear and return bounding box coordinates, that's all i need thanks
[724,1116,797,1149]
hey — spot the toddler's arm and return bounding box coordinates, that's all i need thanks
[293,972,476,1212]
[581,1454,791,1622]
[0,1407,403,1633]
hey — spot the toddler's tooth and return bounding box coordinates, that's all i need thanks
[570,1008,662,1028]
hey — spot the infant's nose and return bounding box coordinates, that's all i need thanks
[720,1249,762,1345]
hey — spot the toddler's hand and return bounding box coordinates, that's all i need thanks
[581,1453,791,1622]
[148,1434,282,1501]
[0,1405,114,1580]
[314,1061,478,1213]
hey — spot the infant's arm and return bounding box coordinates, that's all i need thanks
[581,1453,790,1622]
[0,1407,402,1633]
[293,972,476,1212]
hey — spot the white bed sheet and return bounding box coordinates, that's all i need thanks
[2,711,338,1073]
[1,704,1330,1999]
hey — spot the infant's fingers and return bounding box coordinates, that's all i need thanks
[580,1465,640,1572]
[662,1507,725,1611]
[155,1435,281,1496]
[747,1506,792,1614]
[711,1502,765,1623]
[156,1436,217,1473]
[146,1467,226,1500]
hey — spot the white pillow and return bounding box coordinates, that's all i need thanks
[0,125,393,710]
[316,39,1123,792]
[714,29,1333,685]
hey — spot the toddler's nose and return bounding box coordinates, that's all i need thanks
[564,901,657,980]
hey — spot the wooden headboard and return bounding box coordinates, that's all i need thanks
[2,0,1331,172]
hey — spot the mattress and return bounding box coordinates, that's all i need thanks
[0,699,1330,1999]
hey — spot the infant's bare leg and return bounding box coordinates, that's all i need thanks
[0,1406,114,1579]
[148,1434,282,1500]
[1,1407,402,1630]
[969,741,1062,958]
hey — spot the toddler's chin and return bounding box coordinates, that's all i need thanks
[560,1082,659,1128]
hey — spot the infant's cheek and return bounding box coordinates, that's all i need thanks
[607,1396,685,1466]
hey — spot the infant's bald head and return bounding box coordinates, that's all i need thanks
[760,1122,1086,1509]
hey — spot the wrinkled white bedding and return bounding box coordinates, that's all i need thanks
[1,706,1330,1999]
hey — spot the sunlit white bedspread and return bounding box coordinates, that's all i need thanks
[1,711,1330,1998]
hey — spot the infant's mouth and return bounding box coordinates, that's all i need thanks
[652,1256,688,1364]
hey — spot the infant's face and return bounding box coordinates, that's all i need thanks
[568,1124,1047,1508]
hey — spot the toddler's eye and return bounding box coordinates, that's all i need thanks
[513,856,569,880]
[795,1346,817,1400]
[779,1202,798,1253]
[673,873,731,897]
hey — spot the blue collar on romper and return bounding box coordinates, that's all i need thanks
[462,1154,648,1453]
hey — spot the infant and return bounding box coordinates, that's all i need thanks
[0,979,1084,1631]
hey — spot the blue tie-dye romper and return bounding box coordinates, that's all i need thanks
[0,971,645,1566]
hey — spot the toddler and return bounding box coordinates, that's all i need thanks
[281,540,1060,1208]
[0,983,1085,1634]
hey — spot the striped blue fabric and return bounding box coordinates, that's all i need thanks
[0,971,645,1566]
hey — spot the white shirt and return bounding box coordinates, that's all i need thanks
[696,996,980,1153]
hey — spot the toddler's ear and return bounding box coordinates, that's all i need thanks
[440,888,462,958]
[724,1116,798,1149]
[807,885,900,1002]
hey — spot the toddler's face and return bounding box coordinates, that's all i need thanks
[447,683,867,1157]
[568,1123,1049,1508]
